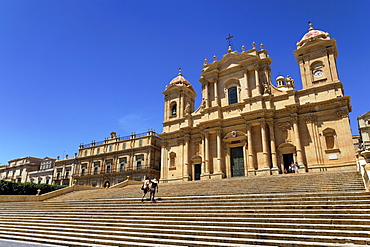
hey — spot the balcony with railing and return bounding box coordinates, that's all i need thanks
[79,130,160,149]
[73,164,156,178]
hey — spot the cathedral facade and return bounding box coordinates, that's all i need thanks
[159,24,355,183]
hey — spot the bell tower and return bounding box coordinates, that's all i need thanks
[294,23,340,89]
[162,70,197,130]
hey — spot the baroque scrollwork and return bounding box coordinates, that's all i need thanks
[278,121,291,130]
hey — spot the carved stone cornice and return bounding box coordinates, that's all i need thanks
[286,104,299,114]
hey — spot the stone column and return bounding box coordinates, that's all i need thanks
[244,69,249,98]
[254,66,260,95]
[214,130,222,174]
[267,121,279,174]
[292,114,304,167]
[183,135,190,180]
[160,143,168,182]
[204,132,210,176]
[260,121,270,170]
[214,77,220,106]
[204,80,210,108]
[247,124,255,171]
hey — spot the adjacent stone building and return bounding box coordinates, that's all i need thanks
[358,111,370,150]
[28,157,56,184]
[160,23,355,183]
[0,157,44,183]
[72,130,161,187]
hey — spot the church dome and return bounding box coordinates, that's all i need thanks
[297,23,330,48]
[169,70,192,87]
[170,74,191,86]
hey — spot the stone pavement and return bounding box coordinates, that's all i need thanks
[0,239,67,247]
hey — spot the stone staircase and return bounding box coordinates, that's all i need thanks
[0,171,369,246]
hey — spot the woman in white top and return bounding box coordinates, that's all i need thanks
[141,176,151,202]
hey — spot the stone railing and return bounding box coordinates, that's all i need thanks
[110,177,142,188]
[0,184,103,202]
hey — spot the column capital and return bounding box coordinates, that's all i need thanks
[304,114,318,124]
[260,121,266,129]
[290,115,298,124]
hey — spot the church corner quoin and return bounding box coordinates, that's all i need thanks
[159,23,355,183]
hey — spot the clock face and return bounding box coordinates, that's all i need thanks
[314,70,323,77]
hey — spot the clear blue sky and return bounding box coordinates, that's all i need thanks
[0,0,369,165]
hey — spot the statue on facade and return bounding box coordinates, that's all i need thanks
[185,102,191,114]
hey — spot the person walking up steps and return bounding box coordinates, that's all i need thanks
[141,176,151,202]
[149,178,159,203]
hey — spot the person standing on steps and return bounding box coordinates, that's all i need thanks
[149,178,159,203]
[141,176,151,202]
[295,162,299,173]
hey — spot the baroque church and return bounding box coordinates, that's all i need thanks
[159,23,355,183]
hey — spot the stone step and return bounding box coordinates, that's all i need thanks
[4,217,370,232]
[3,214,370,226]
[45,171,365,202]
[0,171,366,246]
[2,220,370,239]
[0,228,263,247]
[0,223,369,246]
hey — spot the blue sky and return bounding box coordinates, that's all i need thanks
[0,0,369,165]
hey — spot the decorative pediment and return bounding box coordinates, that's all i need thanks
[222,130,247,143]
[219,57,240,71]
[277,142,296,154]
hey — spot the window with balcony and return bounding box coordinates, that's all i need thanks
[119,158,127,172]
[106,161,112,173]
[136,155,143,170]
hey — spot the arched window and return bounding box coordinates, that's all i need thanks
[228,86,238,105]
[171,103,177,116]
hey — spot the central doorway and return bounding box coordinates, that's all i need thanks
[283,153,294,172]
[194,164,201,180]
[230,147,245,177]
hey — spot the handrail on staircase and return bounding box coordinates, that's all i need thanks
[110,177,142,188]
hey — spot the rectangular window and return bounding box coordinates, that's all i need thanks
[139,140,143,147]
[228,87,238,105]
[81,164,87,176]
[106,161,112,173]
[122,143,126,150]
[119,158,127,172]
[109,145,113,152]
[136,155,143,170]
[93,162,100,175]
